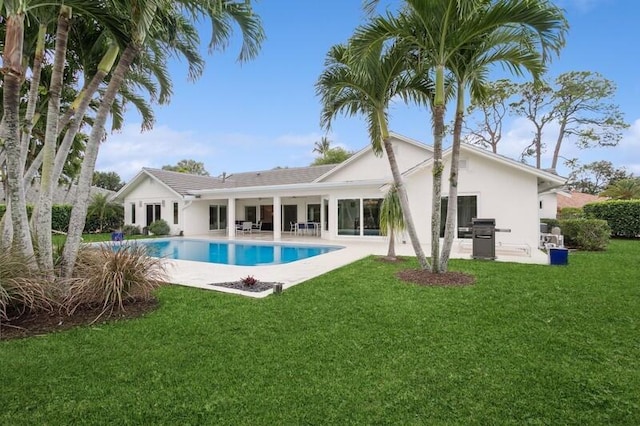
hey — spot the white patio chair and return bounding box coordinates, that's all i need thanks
[241,221,252,234]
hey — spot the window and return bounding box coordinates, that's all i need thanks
[362,198,382,236]
[338,199,359,235]
[209,205,227,231]
[440,195,477,238]
[307,203,320,222]
[337,198,383,236]
[173,202,179,225]
[146,204,161,226]
[131,203,136,224]
[245,206,257,223]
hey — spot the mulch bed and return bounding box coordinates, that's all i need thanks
[210,281,282,293]
[397,269,476,287]
[0,299,159,341]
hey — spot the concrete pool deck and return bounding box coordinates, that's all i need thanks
[157,234,549,298]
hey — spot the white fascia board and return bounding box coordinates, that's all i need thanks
[187,179,388,197]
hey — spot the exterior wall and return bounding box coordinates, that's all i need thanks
[404,150,542,251]
[321,138,432,183]
[123,176,183,235]
[538,193,558,219]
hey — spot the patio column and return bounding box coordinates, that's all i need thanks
[273,195,282,240]
[228,197,236,238]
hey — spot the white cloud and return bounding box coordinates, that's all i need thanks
[96,124,216,181]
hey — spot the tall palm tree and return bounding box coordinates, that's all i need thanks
[1,0,128,254]
[353,0,566,272]
[379,184,405,260]
[317,41,432,270]
[439,1,567,271]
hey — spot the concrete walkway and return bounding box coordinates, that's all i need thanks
[160,234,549,298]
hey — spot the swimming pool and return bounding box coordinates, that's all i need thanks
[126,239,343,266]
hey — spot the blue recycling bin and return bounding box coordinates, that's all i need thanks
[549,247,568,265]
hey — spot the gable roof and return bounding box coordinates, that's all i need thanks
[402,143,566,192]
[314,132,433,182]
[113,164,339,201]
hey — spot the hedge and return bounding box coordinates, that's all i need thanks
[559,218,611,251]
[0,204,123,233]
[583,200,640,238]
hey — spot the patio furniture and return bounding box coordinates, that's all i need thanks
[252,221,263,231]
[240,221,252,234]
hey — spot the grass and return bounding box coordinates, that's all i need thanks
[1,240,639,424]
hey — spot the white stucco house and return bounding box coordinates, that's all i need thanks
[112,133,565,259]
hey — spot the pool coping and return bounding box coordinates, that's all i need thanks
[124,235,550,298]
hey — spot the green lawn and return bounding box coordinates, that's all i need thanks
[2,240,639,424]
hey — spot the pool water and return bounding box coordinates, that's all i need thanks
[128,239,342,266]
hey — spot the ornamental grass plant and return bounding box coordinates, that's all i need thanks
[65,244,167,318]
[0,251,54,321]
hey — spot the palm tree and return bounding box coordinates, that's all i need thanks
[87,193,122,232]
[379,185,405,260]
[317,41,432,270]
[313,136,332,156]
[61,0,265,277]
[600,178,640,200]
[439,1,567,271]
[352,0,566,272]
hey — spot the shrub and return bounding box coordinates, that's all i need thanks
[557,207,584,220]
[0,251,54,321]
[583,200,640,238]
[559,218,610,251]
[52,204,73,232]
[65,244,167,317]
[241,275,258,286]
[123,224,142,236]
[148,219,170,236]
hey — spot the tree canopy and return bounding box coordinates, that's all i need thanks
[93,171,125,192]
[162,159,210,175]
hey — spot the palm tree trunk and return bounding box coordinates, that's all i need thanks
[440,84,464,271]
[2,12,35,260]
[431,65,446,273]
[34,6,72,273]
[62,44,139,278]
[381,133,430,270]
[19,23,47,173]
[51,43,119,186]
[387,227,396,259]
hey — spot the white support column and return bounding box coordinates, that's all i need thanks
[273,195,282,241]
[228,197,236,238]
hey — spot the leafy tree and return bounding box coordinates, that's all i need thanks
[567,160,630,195]
[379,185,405,260]
[93,171,125,191]
[511,71,629,171]
[162,159,210,175]
[311,138,353,166]
[600,178,640,200]
[463,80,518,153]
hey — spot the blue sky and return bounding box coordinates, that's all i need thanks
[96,0,640,182]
